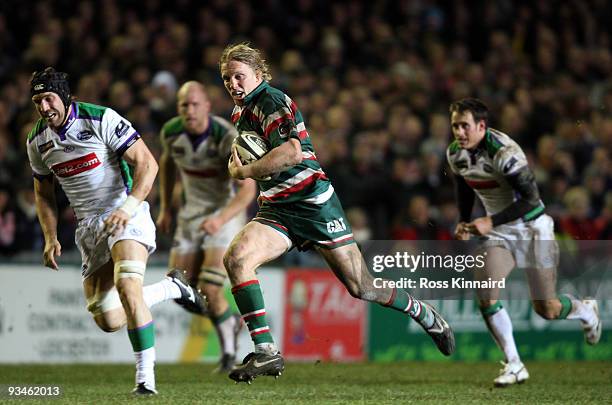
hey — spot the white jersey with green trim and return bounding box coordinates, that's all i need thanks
[446,128,544,219]
[160,115,238,219]
[26,102,140,220]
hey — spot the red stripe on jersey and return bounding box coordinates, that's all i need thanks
[243,109,260,124]
[465,179,500,189]
[263,113,292,138]
[253,217,289,232]
[231,279,260,293]
[298,130,308,140]
[183,168,220,178]
[260,172,328,202]
[231,112,241,123]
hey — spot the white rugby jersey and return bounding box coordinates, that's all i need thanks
[27,102,140,220]
[160,115,237,218]
[446,128,545,220]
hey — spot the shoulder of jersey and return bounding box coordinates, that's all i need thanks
[447,140,460,156]
[161,116,185,139]
[27,118,47,144]
[485,128,520,159]
[76,101,107,120]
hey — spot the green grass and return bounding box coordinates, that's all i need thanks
[0,362,610,404]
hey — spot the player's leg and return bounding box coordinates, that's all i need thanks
[111,239,157,394]
[477,246,528,387]
[527,266,601,345]
[316,243,454,355]
[83,261,127,332]
[164,247,208,314]
[527,216,601,344]
[200,246,242,372]
[223,221,290,382]
[83,255,202,328]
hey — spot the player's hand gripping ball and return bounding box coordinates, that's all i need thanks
[233,132,271,181]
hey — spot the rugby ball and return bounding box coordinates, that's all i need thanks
[233,132,271,181]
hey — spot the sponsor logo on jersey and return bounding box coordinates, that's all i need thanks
[326,218,347,234]
[278,121,295,138]
[34,83,45,91]
[38,140,54,153]
[51,152,101,177]
[63,145,75,153]
[503,157,518,174]
[77,130,94,141]
[455,159,468,170]
[114,121,129,138]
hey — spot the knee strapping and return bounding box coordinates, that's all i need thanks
[114,260,146,283]
[199,267,227,286]
[86,288,123,316]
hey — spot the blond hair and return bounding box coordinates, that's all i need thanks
[219,42,272,82]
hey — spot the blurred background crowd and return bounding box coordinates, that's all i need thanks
[0,0,611,258]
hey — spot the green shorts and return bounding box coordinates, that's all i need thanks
[253,192,354,251]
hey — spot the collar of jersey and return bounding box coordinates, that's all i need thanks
[243,81,269,105]
[56,102,78,140]
[185,116,212,150]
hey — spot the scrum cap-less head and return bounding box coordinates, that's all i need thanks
[30,67,71,113]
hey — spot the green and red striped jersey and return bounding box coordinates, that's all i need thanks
[231,81,333,205]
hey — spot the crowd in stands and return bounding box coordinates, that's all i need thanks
[0,0,611,256]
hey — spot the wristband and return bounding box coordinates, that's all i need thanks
[118,195,141,217]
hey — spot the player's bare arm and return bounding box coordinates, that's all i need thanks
[155,139,177,234]
[200,178,256,234]
[228,138,302,180]
[33,176,61,270]
[104,139,159,235]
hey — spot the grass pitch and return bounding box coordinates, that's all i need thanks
[0,361,610,404]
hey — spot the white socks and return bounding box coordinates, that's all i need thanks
[255,342,278,355]
[134,347,156,389]
[483,307,520,363]
[215,315,238,355]
[143,278,182,308]
[566,297,597,326]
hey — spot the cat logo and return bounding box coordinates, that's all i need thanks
[326,218,347,233]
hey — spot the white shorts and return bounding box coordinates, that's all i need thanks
[75,201,156,279]
[483,214,559,269]
[172,210,245,255]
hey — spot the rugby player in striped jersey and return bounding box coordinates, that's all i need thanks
[219,43,456,384]
[447,98,601,386]
[27,68,206,395]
